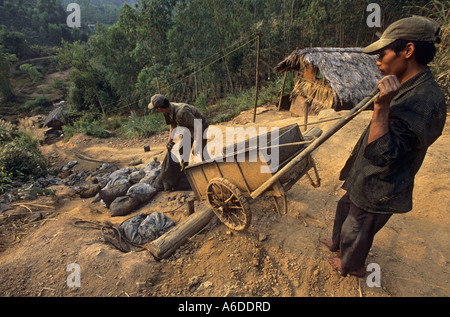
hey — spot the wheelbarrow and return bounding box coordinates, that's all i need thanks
[185,123,321,230]
[184,89,380,231]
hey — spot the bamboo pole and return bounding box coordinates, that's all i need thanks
[277,72,287,111]
[250,88,380,199]
[253,32,261,123]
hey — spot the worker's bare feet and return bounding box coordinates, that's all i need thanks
[328,257,366,277]
[320,238,333,250]
[320,237,340,256]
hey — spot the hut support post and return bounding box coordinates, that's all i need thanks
[303,100,309,132]
[277,72,287,111]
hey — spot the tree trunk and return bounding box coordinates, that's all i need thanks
[146,204,215,259]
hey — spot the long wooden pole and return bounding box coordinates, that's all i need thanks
[146,204,215,259]
[250,88,380,199]
[277,72,287,111]
[253,32,261,123]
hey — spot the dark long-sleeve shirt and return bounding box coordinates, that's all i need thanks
[164,102,208,138]
[340,68,446,214]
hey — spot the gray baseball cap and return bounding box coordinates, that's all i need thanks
[362,16,441,55]
[148,94,168,109]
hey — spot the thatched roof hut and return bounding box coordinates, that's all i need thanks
[275,47,382,116]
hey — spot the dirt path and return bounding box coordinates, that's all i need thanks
[0,106,449,298]
[10,56,55,73]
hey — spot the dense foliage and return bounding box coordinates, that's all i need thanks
[0,0,447,185]
[55,0,447,117]
[1,0,448,121]
[1,0,82,52]
[0,0,130,50]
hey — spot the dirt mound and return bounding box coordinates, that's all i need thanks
[0,107,449,298]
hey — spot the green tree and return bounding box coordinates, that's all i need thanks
[57,0,443,118]
[0,47,18,101]
[57,40,111,113]
[0,27,33,59]
[47,24,63,46]
[19,63,43,84]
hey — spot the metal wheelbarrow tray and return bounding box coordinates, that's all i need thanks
[184,123,321,231]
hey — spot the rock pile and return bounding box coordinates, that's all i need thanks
[0,155,181,219]
[72,159,162,217]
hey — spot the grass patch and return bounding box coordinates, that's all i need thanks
[119,112,168,138]
[62,111,168,141]
[208,74,295,123]
[60,75,295,141]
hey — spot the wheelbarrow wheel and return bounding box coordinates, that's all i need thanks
[206,177,251,231]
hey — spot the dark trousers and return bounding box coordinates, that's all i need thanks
[330,193,391,276]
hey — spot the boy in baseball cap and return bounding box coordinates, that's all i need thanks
[321,16,446,277]
[362,15,441,55]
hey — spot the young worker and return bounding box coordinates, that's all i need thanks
[320,16,446,277]
[149,94,209,162]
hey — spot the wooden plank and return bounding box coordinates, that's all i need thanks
[146,204,215,260]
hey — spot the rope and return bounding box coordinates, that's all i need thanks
[297,103,373,128]
[170,33,257,80]
[71,202,188,252]
[297,116,341,127]
[160,36,258,93]
[72,220,144,253]
[99,35,258,115]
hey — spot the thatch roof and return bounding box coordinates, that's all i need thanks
[276,47,382,107]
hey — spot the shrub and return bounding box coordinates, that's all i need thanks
[194,92,209,115]
[209,80,282,124]
[0,167,14,194]
[19,63,43,84]
[62,112,112,141]
[51,78,69,98]
[24,95,53,114]
[0,128,47,180]
[121,112,167,138]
